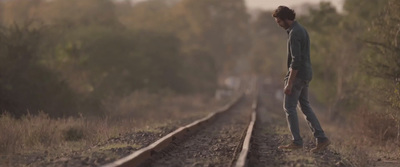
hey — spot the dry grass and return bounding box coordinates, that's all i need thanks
[297,102,371,167]
[350,109,400,162]
[317,107,400,167]
[0,91,226,156]
[102,90,225,124]
[322,121,371,167]
[355,109,399,143]
[295,111,370,166]
[0,112,116,154]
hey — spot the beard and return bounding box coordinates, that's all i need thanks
[283,21,290,29]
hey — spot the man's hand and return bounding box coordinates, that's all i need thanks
[285,68,298,95]
[284,83,292,95]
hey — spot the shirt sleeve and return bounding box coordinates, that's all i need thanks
[289,32,302,70]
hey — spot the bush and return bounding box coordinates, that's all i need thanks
[0,113,21,153]
[0,24,78,117]
[63,127,85,141]
[356,109,398,142]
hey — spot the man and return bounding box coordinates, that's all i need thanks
[272,6,330,153]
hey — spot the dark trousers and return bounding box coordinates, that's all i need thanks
[283,78,326,145]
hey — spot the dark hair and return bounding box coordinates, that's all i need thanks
[272,6,296,21]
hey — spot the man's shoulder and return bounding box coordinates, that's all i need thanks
[289,28,302,38]
[293,22,307,31]
[290,22,307,37]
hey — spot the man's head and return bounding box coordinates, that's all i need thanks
[272,6,296,29]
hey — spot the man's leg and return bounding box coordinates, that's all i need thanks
[298,80,326,140]
[298,80,331,152]
[283,79,303,146]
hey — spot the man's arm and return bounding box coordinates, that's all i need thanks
[285,68,298,95]
[285,31,301,95]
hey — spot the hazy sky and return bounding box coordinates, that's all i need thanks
[245,0,344,11]
[130,0,344,11]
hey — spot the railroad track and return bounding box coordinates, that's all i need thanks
[103,79,260,167]
[103,78,347,167]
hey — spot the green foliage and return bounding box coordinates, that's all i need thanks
[363,0,400,110]
[249,11,287,78]
[2,0,397,119]
[180,0,251,75]
[297,0,395,118]
[0,0,252,117]
[182,49,217,93]
[343,0,389,24]
[117,0,171,31]
[299,2,351,113]
[58,27,186,96]
[0,24,78,117]
[35,0,119,27]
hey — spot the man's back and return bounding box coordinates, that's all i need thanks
[286,21,312,81]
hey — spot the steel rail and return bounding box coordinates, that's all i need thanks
[235,82,259,167]
[102,92,244,167]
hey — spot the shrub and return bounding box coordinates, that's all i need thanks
[63,127,85,141]
[0,24,78,117]
[356,109,398,142]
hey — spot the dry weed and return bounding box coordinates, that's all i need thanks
[0,91,222,156]
[355,109,398,143]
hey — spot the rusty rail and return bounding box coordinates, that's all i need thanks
[103,92,244,167]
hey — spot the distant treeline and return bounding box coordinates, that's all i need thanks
[0,0,250,117]
[0,0,399,124]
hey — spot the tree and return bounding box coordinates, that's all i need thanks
[1,0,42,26]
[299,2,351,118]
[297,0,390,119]
[0,24,78,117]
[34,0,119,27]
[116,0,251,90]
[364,0,400,110]
[176,0,251,75]
[249,11,287,79]
[116,0,171,31]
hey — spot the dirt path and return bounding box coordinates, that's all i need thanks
[247,81,348,167]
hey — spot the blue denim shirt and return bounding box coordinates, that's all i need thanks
[285,21,312,81]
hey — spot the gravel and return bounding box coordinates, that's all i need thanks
[247,82,350,167]
[141,95,253,167]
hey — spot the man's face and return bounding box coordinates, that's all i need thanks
[275,18,290,29]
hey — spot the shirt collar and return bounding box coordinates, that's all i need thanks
[286,21,297,34]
